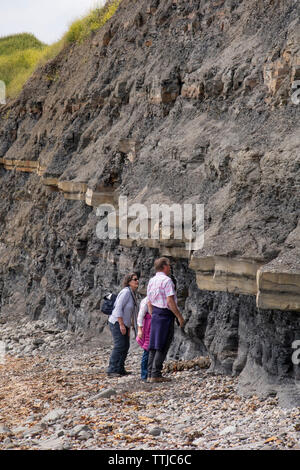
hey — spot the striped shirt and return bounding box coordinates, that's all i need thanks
[147,272,176,309]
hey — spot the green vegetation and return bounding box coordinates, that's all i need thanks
[0,33,54,99]
[0,1,121,100]
[0,33,45,56]
[0,33,71,99]
[65,0,121,44]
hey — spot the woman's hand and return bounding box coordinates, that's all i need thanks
[120,324,127,335]
[138,326,143,339]
[117,317,127,335]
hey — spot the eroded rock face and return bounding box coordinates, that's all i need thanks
[0,0,299,404]
[169,277,300,407]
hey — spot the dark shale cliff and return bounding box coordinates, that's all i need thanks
[0,0,299,406]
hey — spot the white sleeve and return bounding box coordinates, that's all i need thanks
[111,288,130,318]
[137,298,148,327]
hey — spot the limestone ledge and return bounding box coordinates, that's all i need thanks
[190,254,300,312]
[257,252,300,311]
[85,187,117,206]
[0,158,46,175]
[190,255,265,296]
[0,158,119,204]
[42,178,87,201]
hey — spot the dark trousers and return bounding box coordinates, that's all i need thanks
[107,322,130,374]
[141,350,149,379]
[147,321,174,378]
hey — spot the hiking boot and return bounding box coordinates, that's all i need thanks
[107,372,122,378]
[119,370,132,376]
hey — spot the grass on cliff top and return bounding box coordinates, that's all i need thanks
[0,1,121,100]
[0,33,46,55]
[0,33,48,99]
[65,0,121,44]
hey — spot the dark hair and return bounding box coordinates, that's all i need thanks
[154,257,170,272]
[123,272,139,288]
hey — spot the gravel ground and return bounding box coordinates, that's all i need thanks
[0,317,300,450]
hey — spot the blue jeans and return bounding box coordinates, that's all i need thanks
[141,350,149,379]
[107,322,130,374]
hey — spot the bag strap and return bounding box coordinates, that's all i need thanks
[127,287,138,337]
[127,287,137,307]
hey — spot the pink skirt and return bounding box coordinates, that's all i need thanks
[136,312,152,351]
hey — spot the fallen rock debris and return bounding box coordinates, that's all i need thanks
[0,318,299,450]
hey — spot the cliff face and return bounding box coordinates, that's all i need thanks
[0,0,299,405]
